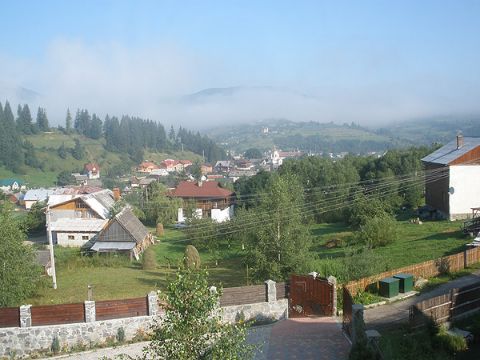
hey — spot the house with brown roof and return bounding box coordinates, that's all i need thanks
[422,134,480,220]
[170,181,235,223]
[83,163,100,179]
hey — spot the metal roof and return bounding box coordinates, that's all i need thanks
[24,189,55,201]
[50,218,108,232]
[91,241,135,251]
[421,137,480,165]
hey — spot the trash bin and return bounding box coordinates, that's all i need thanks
[379,277,400,298]
[393,273,413,293]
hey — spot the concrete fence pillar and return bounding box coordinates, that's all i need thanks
[328,276,337,315]
[20,305,32,327]
[352,304,365,345]
[265,280,277,303]
[84,301,96,322]
[148,291,159,316]
[209,286,220,307]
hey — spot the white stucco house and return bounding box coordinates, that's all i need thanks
[170,181,235,223]
[422,135,480,220]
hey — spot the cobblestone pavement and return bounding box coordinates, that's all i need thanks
[264,317,350,360]
[45,317,350,360]
[365,270,480,330]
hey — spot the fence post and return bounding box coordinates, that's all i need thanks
[19,305,32,327]
[148,291,159,316]
[328,276,337,315]
[265,279,277,303]
[351,304,365,345]
[308,271,318,279]
[84,300,96,322]
[464,249,469,269]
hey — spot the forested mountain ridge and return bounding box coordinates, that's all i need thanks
[0,100,225,186]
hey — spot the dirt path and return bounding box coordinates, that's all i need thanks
[365,270,480,330]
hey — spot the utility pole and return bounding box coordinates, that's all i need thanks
[46,205,57,289]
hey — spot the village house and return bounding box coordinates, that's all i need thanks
[23,189,55,210]
[170,181,235,223]
[137,161,159,173]
[200,163,213,175]
[88,207,154,260]
[422,134,480,220]
[48,189,118,247]
[160,159,193,172]
[214,160,232,173]
[0,178,25,192]
[83,163,100,179]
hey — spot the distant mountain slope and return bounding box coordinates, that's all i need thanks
[208,119,402,154]
[0,82,41,103]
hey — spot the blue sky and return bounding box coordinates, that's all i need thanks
[1,1,480,126]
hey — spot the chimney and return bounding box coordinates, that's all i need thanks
[113,187,121,201]
[457,133,464,149]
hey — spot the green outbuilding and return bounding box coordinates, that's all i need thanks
[394,273,414,293]
[379,277,400,298]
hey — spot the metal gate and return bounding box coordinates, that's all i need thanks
[289,274,334,317]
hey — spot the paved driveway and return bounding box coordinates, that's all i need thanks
[48,317,350,360]
[250,317,350,360]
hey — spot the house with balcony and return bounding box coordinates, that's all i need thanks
[170,181,235,223]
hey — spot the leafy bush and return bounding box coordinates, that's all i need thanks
[116,327,125,343]
[51,336,60,354]
[142,247,157,270]
[435,257,451,275]
[183,245,201,270]
[356,215,398,249]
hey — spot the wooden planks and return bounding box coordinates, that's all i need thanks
[276,282,287,299]
[0,307,20,327]
[220,285,266,307]
[31,303,85,326]
[346,248,480,296]
[96,297,148,321]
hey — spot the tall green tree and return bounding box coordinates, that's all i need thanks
[65,108,72,133]
[145,267,253,359]
[0,204,41,307]
[57,142,68,159]
[71,138,85,160]
[87,113,103,139]
[245,174,313,281]
[0,101,24,170]
[16,104,35,134]
[36,107,49,131]
[143,182,182,225]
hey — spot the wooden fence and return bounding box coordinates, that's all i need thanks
[96,297,148,321]
[410,281,480,329]
[220,285,266,306]
[31,303,85,326]
[0,307,19,327]
[345,247,480,296]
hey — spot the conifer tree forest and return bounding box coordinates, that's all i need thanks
[0,100,226,173]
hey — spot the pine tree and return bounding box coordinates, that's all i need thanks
[168,125,176,142]
[87,114,102,139]
[57,142,68,159]
[16,104,34,135]
[2,102,24,170]
[36,107,49,131]
[71,139,85,160]
[65,109,72,133]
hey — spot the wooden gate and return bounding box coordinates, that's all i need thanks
[289,274,334,317]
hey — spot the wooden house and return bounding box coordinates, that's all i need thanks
[422,135,480,220]
[170,181,235,223]
[48,189,115,246]
[90,207,153,260]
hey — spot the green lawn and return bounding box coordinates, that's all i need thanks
[28,227,247,305]
[28,220,471,305]
[310,219,468,269]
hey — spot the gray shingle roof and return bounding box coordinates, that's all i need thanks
[115,207,149,244]
[421,137,480,165]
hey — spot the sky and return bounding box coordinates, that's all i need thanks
[1,0,480,128]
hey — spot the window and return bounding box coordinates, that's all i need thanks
[68,235,75,240]
[82,235,89,240]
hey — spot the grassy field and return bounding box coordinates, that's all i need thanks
[27,219,472,305]
[0,131,205,187]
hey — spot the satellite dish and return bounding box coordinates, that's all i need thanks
[449,187,455,195]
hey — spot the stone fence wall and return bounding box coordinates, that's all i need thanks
[0,280,288,358]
